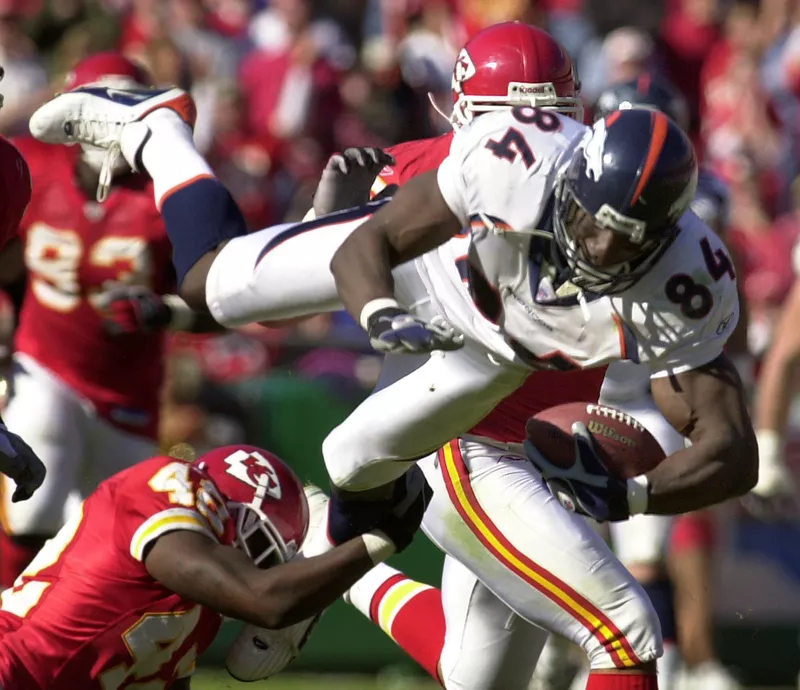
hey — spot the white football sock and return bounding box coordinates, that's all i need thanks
[346,562,404,615]
[120,109,214,209]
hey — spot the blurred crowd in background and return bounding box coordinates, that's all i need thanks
[0,0,792,479]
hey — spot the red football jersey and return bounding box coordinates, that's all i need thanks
[11,137,175,440]
[374,134,607,444]
[0,455,228,689]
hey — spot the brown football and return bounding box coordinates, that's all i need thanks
[526,402,667,479]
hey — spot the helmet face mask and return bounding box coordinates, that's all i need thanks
[231,500,294,569]
[192,445,309,570]
[554,175,677,295]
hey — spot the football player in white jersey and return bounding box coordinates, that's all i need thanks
[29,83,757,690]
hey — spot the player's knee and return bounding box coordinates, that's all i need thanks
[322,424,363,490]
[322,423,406,492]
[178,251,217,312]
[584,580,663,669]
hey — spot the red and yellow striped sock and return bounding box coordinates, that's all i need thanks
[347,563,445,682]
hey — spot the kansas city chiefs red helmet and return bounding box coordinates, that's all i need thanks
[445,22,582,128]
[191,445,309,568]
[64,51,151,90]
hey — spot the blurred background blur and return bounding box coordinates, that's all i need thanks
[1,0,800,687]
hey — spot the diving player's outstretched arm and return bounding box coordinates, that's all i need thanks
[144,483,426,629]
[146,531,394,629]
[647,354,757,513]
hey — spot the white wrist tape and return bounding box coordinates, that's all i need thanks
[359,298,401,331]
[163,294,196,331]
[626,475,650,515]
[361,530,396,565]
[756,428,783,469]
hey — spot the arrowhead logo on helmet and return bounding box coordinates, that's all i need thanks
[224,449,283,500]
[452,49,477,89]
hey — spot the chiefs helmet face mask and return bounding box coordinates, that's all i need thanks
[553,109,698,296]
[64,52,152,200]
[192,445,310,568]
[433,22,583,129]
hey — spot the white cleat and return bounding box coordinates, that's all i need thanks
[29,85,196,201]
[225,484,328,682]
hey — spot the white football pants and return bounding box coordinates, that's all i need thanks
[420,438,662,677]
[1,354,157,535]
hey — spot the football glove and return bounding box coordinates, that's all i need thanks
[226,613,322,682]
[525,422,631,522]
[366,307,464,354]
[96,284,171,334]
[0,423,45,502]
[313,147,395,216]
[327,466,432,552]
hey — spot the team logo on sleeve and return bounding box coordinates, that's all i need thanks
[224,450,282,500]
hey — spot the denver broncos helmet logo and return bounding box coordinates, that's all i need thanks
[224,449,282,500]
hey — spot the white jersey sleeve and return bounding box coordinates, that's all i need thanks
[615,211,740,378]
[437,108,586,232]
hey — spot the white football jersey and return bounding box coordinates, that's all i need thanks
[430,108,739,379]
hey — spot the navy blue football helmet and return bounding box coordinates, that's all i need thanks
[594,73,690,132]
[554,108,698,294]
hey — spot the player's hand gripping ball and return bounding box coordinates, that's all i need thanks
[525,402,666,521]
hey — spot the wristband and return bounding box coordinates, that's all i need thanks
[755,428,782,469]
[626,475,650,515]
[361,530,396,565]
[163,294,196,331]
[359,298,401,331]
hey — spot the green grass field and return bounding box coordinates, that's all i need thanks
[193,669,440,690]
[192,669,793,690]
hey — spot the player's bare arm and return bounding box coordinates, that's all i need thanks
[331,170,461,318]
[647,353,757,513]
[145,529,390,629]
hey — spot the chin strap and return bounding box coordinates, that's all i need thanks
[427,91,457,130]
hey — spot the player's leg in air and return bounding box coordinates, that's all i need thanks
[29,88,392,331]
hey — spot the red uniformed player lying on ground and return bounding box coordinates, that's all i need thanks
[0,444,428,689]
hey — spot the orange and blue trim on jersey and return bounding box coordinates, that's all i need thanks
[438,439,642,669]
[253,200,389,269]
